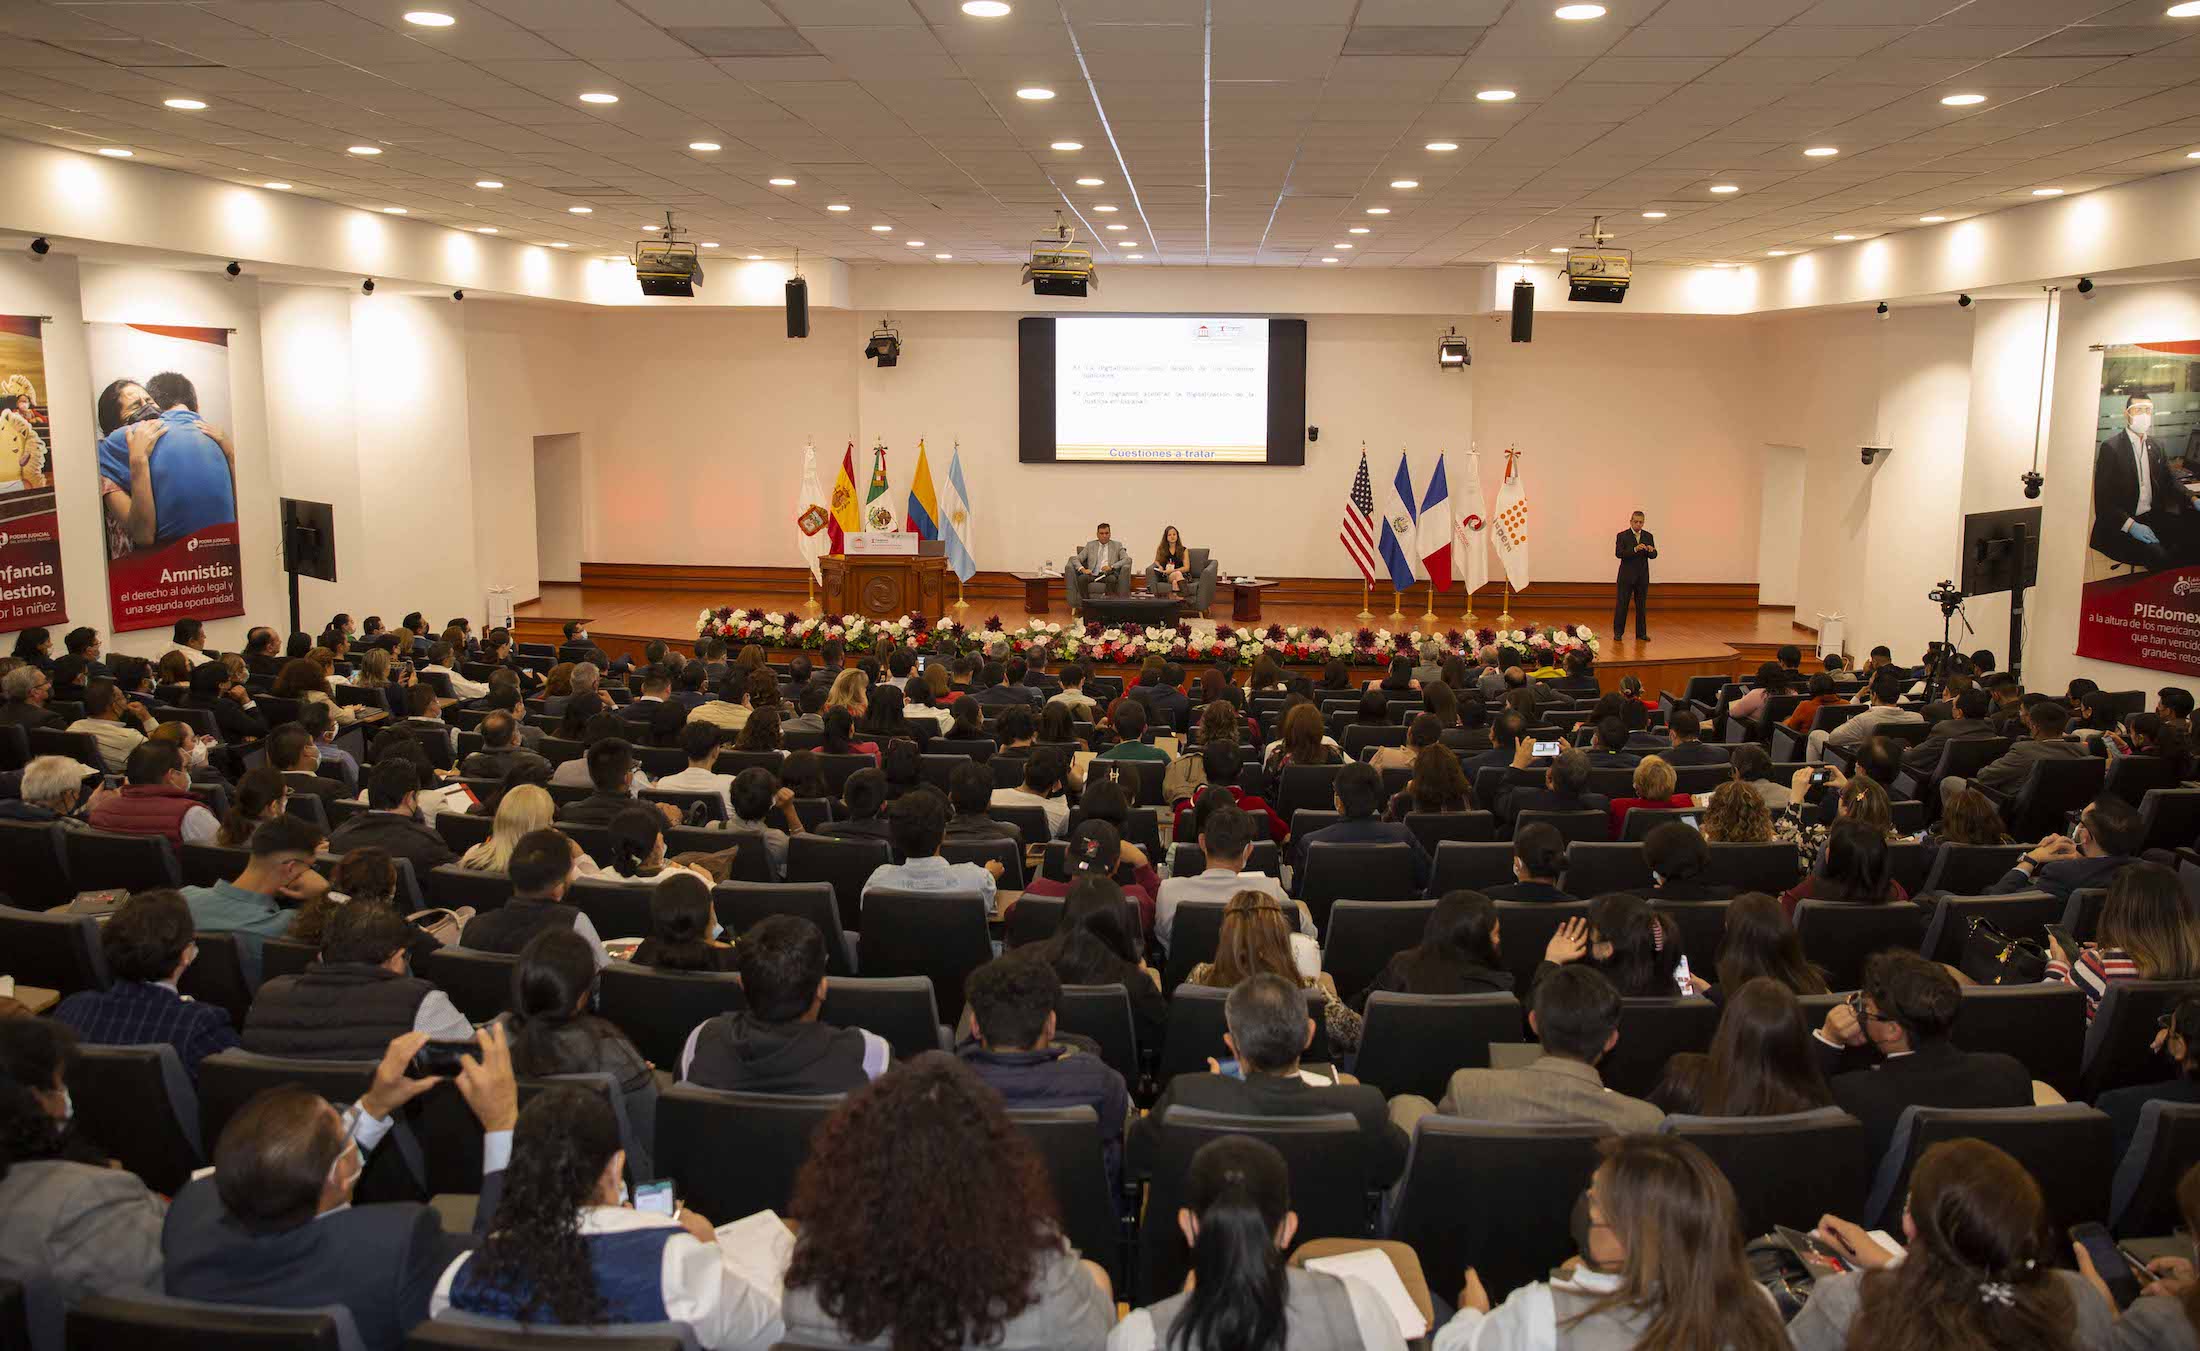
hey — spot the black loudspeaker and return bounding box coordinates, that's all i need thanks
[1511,279,1534,343]
[785,276,809,339]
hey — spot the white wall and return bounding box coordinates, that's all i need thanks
[464,302,587,601]
[533,434,583,584]
[1756,445,1804,610]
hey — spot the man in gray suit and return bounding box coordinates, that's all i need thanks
[1070,522,1130,607]
[1389,964,1662,1136]
[1939,697,2089,807]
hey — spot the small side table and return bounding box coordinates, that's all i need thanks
[1010,572,1057,616]
[1229,578,1277,623]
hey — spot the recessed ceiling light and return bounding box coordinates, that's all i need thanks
[567,205,592,214]
[1919,214,1947,222]
[403,10,454,26]
[1075,177,1104,186]
[2189,150,2200,158]
[1365,206,1390,214]
[1833,234,1856,241]
[1105,223,1126,230]
[1641,210,1667,218]
[551,242,569,248]
[871,224,892,232]
[1126,253,1143,259]
[1425,141,1459,151]
[1940,92,1986,106]
[1322,256,1338,263]
[579,92,618,104]
[1549,246,1568,253]
[347,145,381,155]
[701,242,718,248]
[1333,243,1353,249]
[1556,3,1604,16]
[475,226,497,233]
[2171,1,2200,14]
[1094,204,1117,212]
[163,98,206,110]
[963,0,1011,13]
[1051,140,1082,150]
[935,252,953,259]
[1120,241,1139,247]
[1391,179,1419,190]
[2032,187,2064,196]
[1517,257,1532,264]
[827,203,851,211]
[1709,184,1739,193]
[688,141,720,151]
[747,254,763,260]
[1767,249,1789,256]
[641,224,660,231]
[1348,226,1370,234]
[1803,146,1838,157]
[1475,89,1516,101]
[1016,87,1055,100]
[263,181,291,190]
[768,178,796,187]
[474,179,502,189]
[96,147,133,157]
[906,240,925,246]
[382,206,407,214]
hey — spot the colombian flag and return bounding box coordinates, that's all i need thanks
[828,440,859,551]
[904,439,940,541]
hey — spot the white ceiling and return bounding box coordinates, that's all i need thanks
[0,0,2197,270]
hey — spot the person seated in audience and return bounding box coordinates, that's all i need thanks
[934,693,985,744]
[0,1017,169,1348]
[389,683,461,764]
[1986,792,2146,902]
[1537,894,1682,999]
[1807,668,1921,763]
[809,765,891,854]
[966,660,1036,712]
[0,662,62,731]
[497,928,660,1175]
[432,1081,775,1345]
[2106,709,2195,782]
[460,828,611,967]
[52,887,240,1080]
[1484,822,1575,901]
[1790,1139,2110,1351]
[418,642,486,702]
[1156,803,1314,946]
[939,760,1017,847]
[1695,778,1775,846]
[548,708,617,786]
[1020,816,1158,929]
[89,740,222,845]
[819,668,869,726]
[1095,698,1168,763]
[2100,997,2200,1171]
[1139,973,1406,1187]
[863,787,1002,905]
[959,954,1130,1187]
[732,700,785,755]
[1638,821,1737,903]
[1948,697,2091,806]
[560,738,675,828]
[1606,755,1691,838]
[667,659,712,713]
[725,767,804,881]
[1349,888,1513,1012]
[614,663,675,724]
[649,721,733,819]
[288,849,436,959]
[1046,662,1097,721]
[1352,689,1394,741]
[630,873,737,973]
[1261,701,1341,778]
[1901,685,1996,781]
[1779,817,1910,918]
[1724,661,1790,725]
[680,914,889,1091]
[64,677,155,775]
[1779,769,1902,875]
[1385,725,1475,821]
[8,626,53,677]
[2045,859,2200,1020]
[1581,716,1642,772]
[1783,671,1848,734]
[992,745,1074,839]
[1393,962,1661,1137]
[1171,744,1288,842]
[179,814,329,983]
[275,654,367,728]
[603,805,718,888]
[993,704,1038,756]
[689,664,766,734]
[1186,889,1360,1052]
[1031,874,1167,1046]
[1291,761,1430,896]
[817,705,879,766]
[858,681,927,751]
[1368,708,1434,772]
[1701,892,1826,1004]
[206,766,280,846]
[329,757,456,878]
[1496,746,1610,833]
[0,753,106,828]
[459,711,549,783]
[1651,977,1831,1116]
[247,732,329,820]
[245,899,473,1056]
[1438,1134,1787,1351]
[1652,707,1721,767]
[186,658,269,742]
[163,1027,518,1351]
[1924,784,2015,848]
[461,782,557,871]
[1811,950,2034,1158]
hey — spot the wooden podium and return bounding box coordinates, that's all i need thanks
[820,535,947,619]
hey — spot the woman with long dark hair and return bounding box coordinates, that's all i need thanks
[1652,978,1833,1116]
[1033,875,1165,1055]
[1710,891,1828,999]
[629,872,736,972]
[1789,1139,2107,1351]
[605,805,711,887]
[1780,817,1908,918]
[1447,1134,1789,1351]
[1538,893,1679,998]
[1379,655,1415,693]
[9,626,51,669]
[1350,889,1512,1011]
[435,1084,777,1342]
[1115,1135,1407,1351]
[1153,524,1190,596]
[860,682,924,748]
[499,929,660,1176]
[217,764,290,847]
[781,1053,1114,1351]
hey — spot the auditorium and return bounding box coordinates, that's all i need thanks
[6,0,2200,1347]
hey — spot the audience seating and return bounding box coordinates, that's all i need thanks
[1353,993,1525,1102]
[412,1073,629,1198]
[1599,997,1720,1099]
[2109,1102,2200,1237]
[0,904,108,995]
[1952,983,2087,1098]
[598,963,744,1069]
[1918,890,2064,966]
[817,976,946,1060]
[856,889,992,1020]
[1427,841,1519,894]
[260,936,319,982]
[714,881,854,975]
[1153,985,1330,1085]
[0,820,72,909]
[653,1086,840,1229]
[1916,844,2031,896]
[1160,901,1227,992]
[193,1051,419,1201]
[987,803,1053,848]
[1492,901,1593,993]
[67,1043,202,1195]
[942,836,1023,888]
[2082,980,2200,1100]
[1007,1105,1127,1288]
[66,1294,365,1351]
[569,880,657,945]
[179,932,257,1025]
[1560,842,1655,896]
[1387,1118,1608,1301]
[1322,900,1437,1003]
[180,843,253,889]
[1792,899,1929,990]
[1618,808,1697,843]
[426,866,513,914]
[1299,843,1420,934]
[1657,899,1733,969]
[62,829,180,893]
[1662,1108,1871,1236]
[1403,811,1496,851]
[1992,758,2106,845]
[2063,887,2108,942]
[2103,754,2178,806]
[1056,984,1141,1085]
[415,947,517,1024]
[1165,840,1280,878]
[1884,840,1933,897]
[785,834,891,934]
[2139,788,2200,852]
[1863,1104,2112,1232]
[1276,765,1345,823]
[1514,809,1609,844]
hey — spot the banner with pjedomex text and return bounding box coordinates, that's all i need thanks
[86,323,244,632]
[2078,342,2200,675]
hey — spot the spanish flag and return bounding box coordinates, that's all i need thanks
[828,440,860,551]
[903,439,941,541]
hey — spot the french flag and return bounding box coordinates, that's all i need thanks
[1417,454,1453,591]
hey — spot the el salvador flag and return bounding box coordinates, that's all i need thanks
[1375,449,1420,591]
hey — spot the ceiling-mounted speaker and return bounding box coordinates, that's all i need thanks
[785,276,809,339]
[1511,279,1534,343]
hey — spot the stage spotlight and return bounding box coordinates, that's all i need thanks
[225,261,241,277]
[2076,276,2094,295]
[864,319,901,367]
[2021,470,2043,500]
[28,237,48,256]
[452,290,464,301]
[1875,301,1889,317]
[1957,293,1972,307]
[1437,326,1470,369]
[361,277,375,295]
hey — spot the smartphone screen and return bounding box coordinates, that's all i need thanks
[1776,1224,1854,1276]
[1810,768,1828,785]
[1674,953,1694,995]
[1532,740,1563,757]
[1212,1058,1245,1080]
[915,654,927,674]
[2070,1224,2142,1308]
[1681,815,1700,830]
[633,1179,676,1217]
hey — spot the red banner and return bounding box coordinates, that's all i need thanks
[2077,342,2200,677]
[104,521,242,632]
[0,314,65,633]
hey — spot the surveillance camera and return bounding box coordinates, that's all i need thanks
[2076,277,2094,295]
[361,277,375,295]
[1307,425,1319,443]
[2022,470,2044,500]
[1861,445,1891,466]
[28,237,48,256]
[225,261,241,277]
[1957,293,1972,308]
[1875,301,1889,318]
[451,289,464,301]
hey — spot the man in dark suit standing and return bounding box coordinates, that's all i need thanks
[1613,509,1656,641]
[161,1026,518,1351]
[2092,393,2200,569]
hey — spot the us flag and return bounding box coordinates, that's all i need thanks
[1340,449,1379,583]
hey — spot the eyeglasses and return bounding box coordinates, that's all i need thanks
[1846,992,1899,1025]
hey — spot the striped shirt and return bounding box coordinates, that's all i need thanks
[2045,945,2139,1021]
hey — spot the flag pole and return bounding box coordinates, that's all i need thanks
[1420,582,1437,631]
[805,574,821,619]
[1357,581,1373,623]
[1462,585,1477,630]
[1499,585,1513,630]
[953,576,968,617]
[1388,585,1405,622]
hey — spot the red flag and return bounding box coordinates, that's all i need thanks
[827,440,857,554]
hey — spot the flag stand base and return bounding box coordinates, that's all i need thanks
[951,578,968,618]
[1388,587,1405,622]
[1356,583,1373,623]
[1497,586,1513,631]
[803,577,821,619]
[1419,584,1438,632]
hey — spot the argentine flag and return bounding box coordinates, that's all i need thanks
[940,443,977,582]
[1376,448,1419,591]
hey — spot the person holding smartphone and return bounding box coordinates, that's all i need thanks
[2074,1163,2200,1349]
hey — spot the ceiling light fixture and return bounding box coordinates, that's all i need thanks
[963,0,1011,13]
[1334,243,1353,249]
[1322,256,1338,263]
[1349,226,1370,234]
[402,10,454,26]
[1919,214,1947,222]
[1016,87,1055,100]
[475,227,496,233]
[1641,210,1666,218]
[1549,246,1568,253]
[1126,253,1143,259]
[1094,204,1117,212]
[935,252,952,259]
[1555,3,1606,17]
[2189,150,2200,158]
[567,205,591,214]
[768,177,796,186]
[2169,1,2200,14]
[263,181,291,190]
[1365,206,1390,214]
[906,239,925,246]
[551,242,568,248]
[382,206,407,214]
[1475,89,1516,101]
[1391,179,1419,188]
[701,242,718,248]
[1426,141,1459,151]
[1803,146,1838,156]
[871,224,892,232]
[1105,223,1126,230]
[96,148,132,157]
[163,98,206,110]
[641,224,660,231]
[1075,177,1104,186]
[2032,187,2064,195]
[1940,92,1986,105]
[827,203,851,211]
[347,145,381,155]
[579,92,618,104]
[1833,234,1856,241]
[474,179,502,189]
[1767,249,1788,256]
[688,141,720,151]
[1051,140,1082,150]
[747,254,763,260]
[1709,184,1739,193]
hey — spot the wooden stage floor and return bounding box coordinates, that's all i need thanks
[514,582,1816,694]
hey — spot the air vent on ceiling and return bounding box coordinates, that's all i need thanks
[543,185,653,202]
[666,27,819,58]
[41,38,214,68]
[1341,26,1487,56]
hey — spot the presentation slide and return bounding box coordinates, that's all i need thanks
[1054,316,1270,462]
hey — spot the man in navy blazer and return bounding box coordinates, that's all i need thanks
[1290,762,1430,896]
[162,1027,519,1351]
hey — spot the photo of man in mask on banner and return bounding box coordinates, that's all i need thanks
[2091,390,2200,571]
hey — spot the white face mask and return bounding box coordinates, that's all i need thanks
[59,1087,73,1124]
[2131,412,2154,438]
[187,742,210,770]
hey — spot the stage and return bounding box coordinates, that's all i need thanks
[512,565,1820,694]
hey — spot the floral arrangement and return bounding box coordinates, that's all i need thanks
[698,607,1597,668]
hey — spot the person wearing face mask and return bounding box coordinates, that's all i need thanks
[326,758,458,880]
[60,625,108,681]
[177,813,332,986]
[145,718,217,781]
[2094,392,2200,569]
[0,1017,169,1351]
[162,1026,518,1351]
[0,754,116,830]
[89,739,222,846]
[1435,1134,1788,1351]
